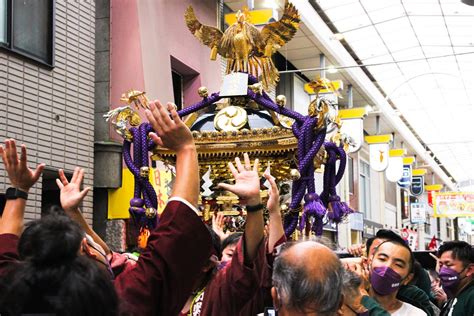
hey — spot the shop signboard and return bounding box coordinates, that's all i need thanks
[398,156,414,189]
[410,169,426,196]
[363,219,384,238]
[365,135,393,172]
[433,192,474,218]
[349,212,364,231]
[426,184,443,207]
[386,149,406,182]
[410,203,426,224]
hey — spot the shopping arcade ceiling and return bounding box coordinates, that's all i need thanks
[224,0,474,188]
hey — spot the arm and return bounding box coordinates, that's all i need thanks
[264,173,284,253]
[56,167,111,256]
[145,101,198,207]
[218,153,264,263]
[0,139,44,236]
[113,101,212,316]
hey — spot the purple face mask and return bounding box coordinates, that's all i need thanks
[370,266,402,295]
[439,266,464,296]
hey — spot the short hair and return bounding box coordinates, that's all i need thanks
[367,229,409,257]
[0,211,118,315]
[438,240,474,267]
[221,232,243,251]
[272,242,343,316]
[341,269,362,301]
[374,239,414,273]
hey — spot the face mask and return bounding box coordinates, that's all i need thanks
[370,266,402,295]
[439,266,465,296]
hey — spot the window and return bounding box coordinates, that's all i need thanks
[171,70,183,111]
[359,160,371,219]
[0,0,54,66]
[170,56,199,110]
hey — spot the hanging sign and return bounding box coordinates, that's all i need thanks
[410,169,427,196]
[338,108,368,153]
[426,184,443,207]
[398,156,415,189]
[386,148,406,182]
[433,192,474,218]
[410,202,426,224]
[365,134,393,172]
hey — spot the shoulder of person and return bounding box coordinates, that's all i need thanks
[400,302,428,316]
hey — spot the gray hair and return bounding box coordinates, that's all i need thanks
[272,242,344,316]
[341,269,362,302]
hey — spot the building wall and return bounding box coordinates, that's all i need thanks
[0,1,96,224]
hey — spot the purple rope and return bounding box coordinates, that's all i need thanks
[177,93,222,117]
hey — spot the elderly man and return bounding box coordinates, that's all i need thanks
[270,241,344,316]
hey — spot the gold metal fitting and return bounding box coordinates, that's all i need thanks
[140,166,150,178]
[276,95,287,107]
[198,86,209,98]
[249,82,263,95]
[145,207,157,219]
[290,169,301,180]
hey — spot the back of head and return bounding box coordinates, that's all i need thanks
[438,240,474,266]
[0,211,118,315]
[272,241,343,316]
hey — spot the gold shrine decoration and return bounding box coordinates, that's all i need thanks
[185,2,300,88]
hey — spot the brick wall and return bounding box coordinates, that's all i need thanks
[0,1,96,224]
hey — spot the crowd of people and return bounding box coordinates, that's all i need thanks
[0,100,472,315]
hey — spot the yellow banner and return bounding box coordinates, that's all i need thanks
[108,167,172,219]
[433,192,474,218]
[338,107,368,120]
[225,9,273,26]
[412,169,427,176]
[425,184,443,191]
[403,156,415,165]
[365,134,393,144]
[389,149,406,157]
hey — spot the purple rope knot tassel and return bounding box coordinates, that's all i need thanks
[123,123,159,229]
[321,143,354,224]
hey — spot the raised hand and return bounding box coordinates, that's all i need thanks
[0,139,44,192]
[347,243,366,257]
[212,212,230,241]
[264,172,280,214]
[145,100,194,153]
[217,153,261,206]
[56,167,90,212]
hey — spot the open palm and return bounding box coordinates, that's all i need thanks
[56,167,90,211]
[218,154,261,206]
